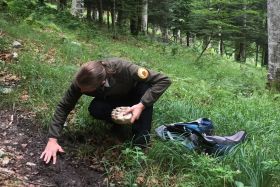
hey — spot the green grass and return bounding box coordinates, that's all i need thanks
[1,4,280,187]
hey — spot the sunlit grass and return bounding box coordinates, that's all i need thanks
[1,6,280,187]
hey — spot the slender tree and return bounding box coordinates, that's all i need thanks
[141,0,148,34]
[267,0,280,90]
[58,0,67,10]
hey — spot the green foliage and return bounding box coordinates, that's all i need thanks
[0,0,8,11]
[7,0,36,18]
[121,147,148,168]
[188,0,267,61]
[1,3,279,187]
[0,36,9,52]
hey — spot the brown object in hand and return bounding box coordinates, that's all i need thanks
[111,107,132,125]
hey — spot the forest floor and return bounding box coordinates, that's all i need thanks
[0,106,107,187]
[0,67,137,187]
[2,3,280,186]
[0,71,124,186]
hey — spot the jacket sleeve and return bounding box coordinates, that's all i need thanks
[48,82,82,138]
[123,61,172,107]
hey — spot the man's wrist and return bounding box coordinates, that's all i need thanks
[48,138,58,143]
[138,102,145,110]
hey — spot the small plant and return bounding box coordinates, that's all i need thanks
[121,147,148,168]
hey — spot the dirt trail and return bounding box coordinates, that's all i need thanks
[0,107,105,187]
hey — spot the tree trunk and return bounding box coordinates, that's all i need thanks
[235,41,246,62]
[92,9,98,21]
[112,0,116,38]
[261,44,268,67]
[58,0,67,11]
[130,18,138,35]
[137,13,142,35]
[267,0,280,90]
[71,0,77,16]
[38,0,44,5]
[161,27,168,42]
[186,32,190,47]
[173,29,178,43]
[112,8,115,30]
[98,0,103,24]
[141,0,148,34]
[117,1,125,29]
[202,36,211,50]
[179,30,183,44]
[234,2,247,62]
[196,36,212,62]
[255,43,259,66]
[219,37,224,56]
[151,25,156,38]
[71,0,83,17]
[130,0,141,36]
[136,0,142,35]
[84,0,93,20]
[117,9,123,28]
[107,11,110,29]
[86,5,92,20]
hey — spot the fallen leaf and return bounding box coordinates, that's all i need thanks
[0,149,5,158]
[21,144,28,148]
[20,94,29,101]
[0,53,13,61]
[0,72,21,86]
[2,156,10,165]
[103,178,109,186]
[26,162,36,167]
[0,167,15,175]
[136,175,145,185]
[16,155,23,160]
[147,177,159,187]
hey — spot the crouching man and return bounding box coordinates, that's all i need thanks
[40,58,171,164]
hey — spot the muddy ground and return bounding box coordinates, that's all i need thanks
[0,107,109,187]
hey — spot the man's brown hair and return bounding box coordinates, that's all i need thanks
[75,61,106,89]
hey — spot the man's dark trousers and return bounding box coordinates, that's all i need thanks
[88,83,153,146]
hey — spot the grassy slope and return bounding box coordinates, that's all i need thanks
[1,6,280,187]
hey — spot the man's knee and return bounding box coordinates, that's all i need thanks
[88,106,101,119]
[88,99,112,120]
[88,100,98,117]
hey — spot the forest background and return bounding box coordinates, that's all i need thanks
[0,0,280,186]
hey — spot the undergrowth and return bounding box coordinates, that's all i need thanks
[1,3,280,187]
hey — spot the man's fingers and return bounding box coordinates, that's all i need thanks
[40,151,46,159]
[44,154,49,162]
[43,153,49,162]
[58,147,64,153]
[124,107,133,115]
[52,154,57,164]
[131,115,136,123]
[46,154,52,164]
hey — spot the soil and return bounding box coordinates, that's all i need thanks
[0,107,106,187]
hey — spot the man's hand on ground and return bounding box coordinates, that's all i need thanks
[40,138,64,164]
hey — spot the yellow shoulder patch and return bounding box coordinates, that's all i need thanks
[137,67,149,80]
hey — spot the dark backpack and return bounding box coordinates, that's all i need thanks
[155,118,246,156]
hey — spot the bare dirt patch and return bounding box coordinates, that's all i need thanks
[0,107,105,187]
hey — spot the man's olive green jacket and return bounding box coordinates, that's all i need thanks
[48,58,171,138]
